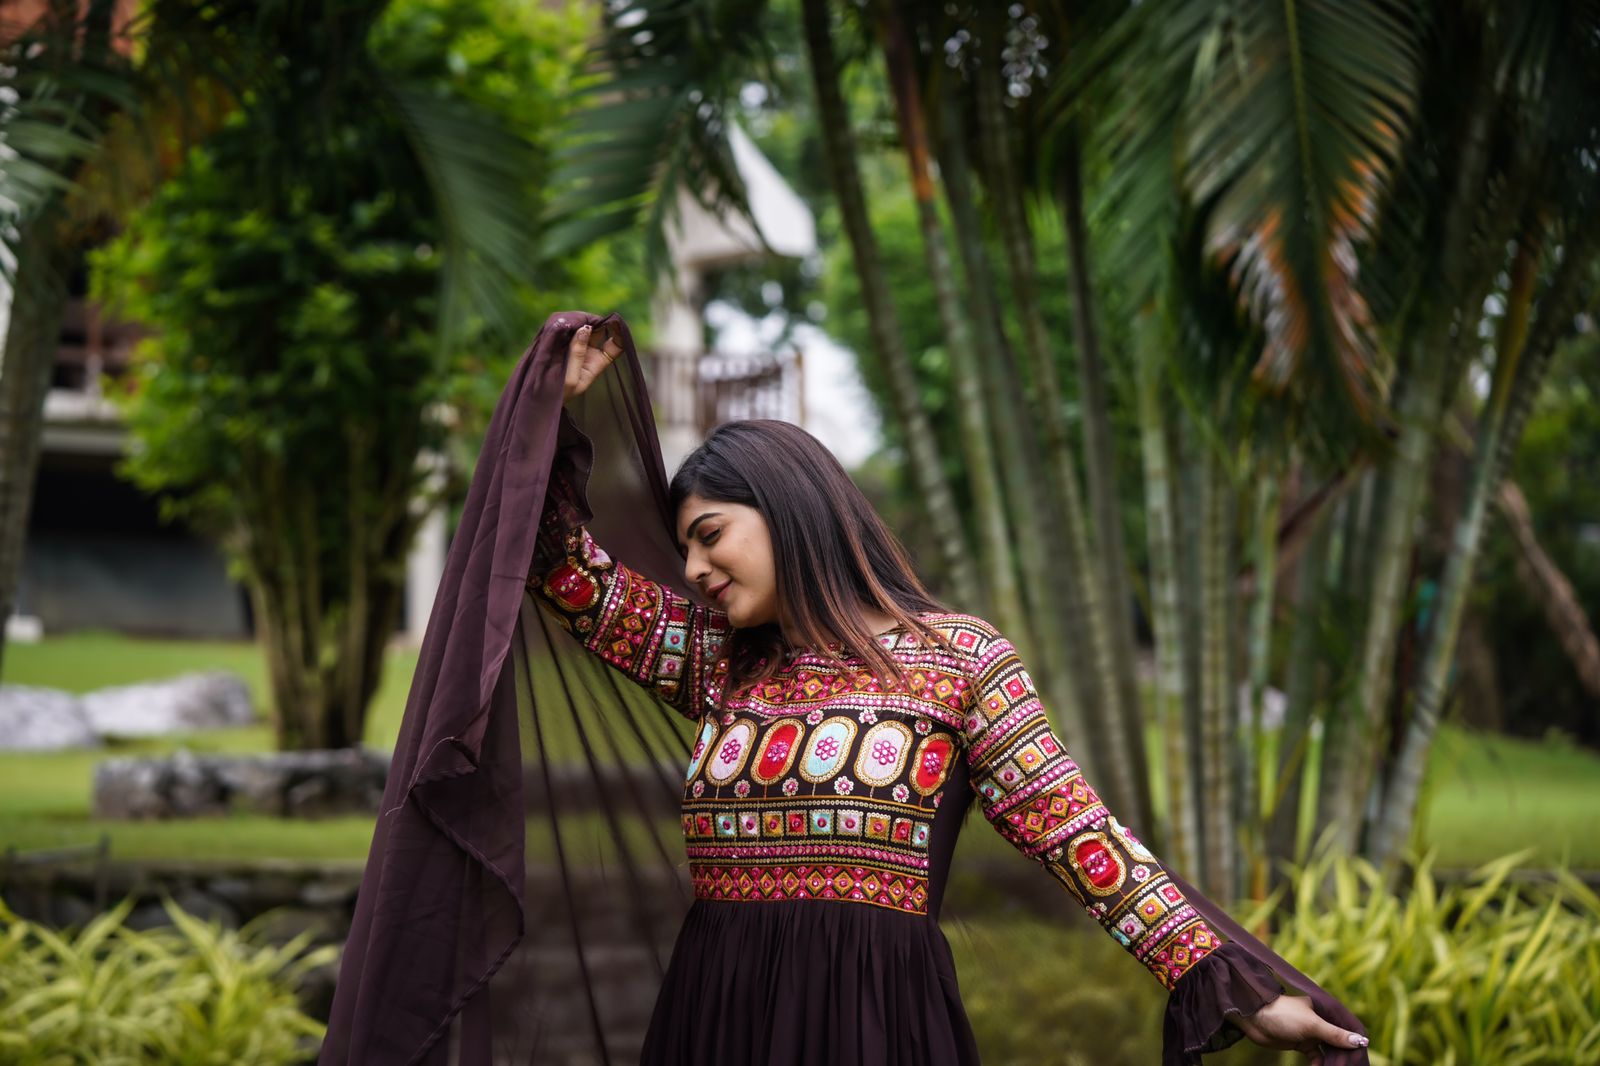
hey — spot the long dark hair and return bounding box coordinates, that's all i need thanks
[668,419,952,700]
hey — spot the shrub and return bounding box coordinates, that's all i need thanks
[0,896,335,1065]
[1248,851,1600,1065]
[950,850,1600,1065]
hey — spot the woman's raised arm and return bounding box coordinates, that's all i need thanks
[525,405,732,720]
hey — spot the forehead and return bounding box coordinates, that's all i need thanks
[676,493,722,535]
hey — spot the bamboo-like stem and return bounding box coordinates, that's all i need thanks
[0,208,72,677]
[970,18,1144,820]
[932,90,1076,704]
[1058,133,1155,830]
[1197,432,1237,898]
[1241,462,1281,892]
[1333,88,1497,852]
[798,0,982,607]
[1268,502,1335,868]
[878,5,1023,635]
[1371,232,1592,864]
[1136,312,1199,873]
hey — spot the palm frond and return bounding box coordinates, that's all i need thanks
[383,77,544,346]
[1180,0,1422,422]
[540,0,776,278]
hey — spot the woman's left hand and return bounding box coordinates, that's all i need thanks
[1231,994,1369,1063]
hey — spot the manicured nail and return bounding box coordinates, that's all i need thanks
[1352,1034,1368,1047]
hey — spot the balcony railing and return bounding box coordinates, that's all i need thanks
[641,347,804,438]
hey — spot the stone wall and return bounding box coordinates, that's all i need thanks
[92,749,390,819]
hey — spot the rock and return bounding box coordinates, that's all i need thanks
[215,759,286,816]
[252,905,340,944]
[0,671,256,751]
[94,758,171,819]
[80,671,255,738]
[165,749,228,817]
[0,685,100,750]
[125,901,176,932]
[92,748,390,820]
[171,889,240,929]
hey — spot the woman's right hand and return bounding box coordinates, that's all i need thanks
[564,320,625,402]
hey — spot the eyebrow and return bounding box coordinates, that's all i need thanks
[677,512,722,553]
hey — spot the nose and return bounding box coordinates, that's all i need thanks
[684,548,711,586]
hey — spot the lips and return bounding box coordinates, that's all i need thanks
[708,580,731,603]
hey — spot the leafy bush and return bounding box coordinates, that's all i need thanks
[951,851,1600,1065]
[0,896,335,1065]
[1250,851,1600,1065]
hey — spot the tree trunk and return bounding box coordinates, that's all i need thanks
[1497,480,1600,700]
[1241,463,1281,893]
[1196,433,1237,898]
[1332,92,1497,852]
[1058,134,1154,830]
[1371,234,1593,864]
[931,92,1093,740]
[970,21,1145,821]
[1268,500,1335,867]
[798,0,981,607]
[0,207,73,674]
[1136,311,1198,872]
[877,6,1023,636]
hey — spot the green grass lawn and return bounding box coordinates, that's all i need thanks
[3,633,1598,868]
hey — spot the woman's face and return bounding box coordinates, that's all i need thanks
[676,493,779,628]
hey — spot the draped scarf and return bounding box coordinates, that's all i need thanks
[318,310,1368,1066]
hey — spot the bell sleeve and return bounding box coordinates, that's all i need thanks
[958,620,1289,1063]
[525,406,732,720]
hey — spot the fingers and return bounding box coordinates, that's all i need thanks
[1321,1020,1369,1051]
[563,321,624,401]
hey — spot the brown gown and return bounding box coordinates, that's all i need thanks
[318,311,1367,1066]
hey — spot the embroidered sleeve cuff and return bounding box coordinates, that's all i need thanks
[1161,940,1285,1064]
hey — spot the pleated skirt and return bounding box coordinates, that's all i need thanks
[639,898,982,1066]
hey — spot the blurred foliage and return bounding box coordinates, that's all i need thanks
[955,849,1600,1065]
[86,0,651,748]
[1246,850,1600,1065]
[1477,354,1600,747]
[0,895,335,1065]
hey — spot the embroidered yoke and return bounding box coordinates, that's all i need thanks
[526,411,1221,995]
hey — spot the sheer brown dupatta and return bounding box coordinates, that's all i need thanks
[319,309,1366,1065]
[319,311,698,1066]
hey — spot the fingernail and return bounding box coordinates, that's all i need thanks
[1353,1034,1368,1047]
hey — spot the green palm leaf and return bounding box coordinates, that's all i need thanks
[541,0,776,275]
[1179,0,1421,419]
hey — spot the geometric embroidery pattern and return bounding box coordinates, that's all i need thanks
[528,455,1221,991]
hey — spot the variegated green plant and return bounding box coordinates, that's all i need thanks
[1245,851,1600,1066]
[0,895,336,1066]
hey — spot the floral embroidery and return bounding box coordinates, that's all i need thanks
[531,457,1220,993]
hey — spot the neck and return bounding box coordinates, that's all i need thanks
[783,605,905,646]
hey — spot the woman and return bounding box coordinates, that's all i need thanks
[321,311,1367,1066]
